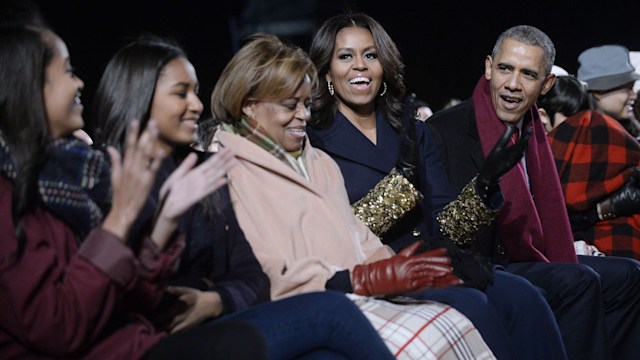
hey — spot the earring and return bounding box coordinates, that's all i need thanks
[327,81,334,96]
[379,82,387,97]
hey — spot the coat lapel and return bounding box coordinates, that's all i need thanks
[308,112,396,173]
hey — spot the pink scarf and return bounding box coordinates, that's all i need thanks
[472,77,577,263]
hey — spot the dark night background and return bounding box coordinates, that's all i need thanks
[31,0,640,133]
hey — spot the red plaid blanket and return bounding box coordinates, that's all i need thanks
[547,110,640,259]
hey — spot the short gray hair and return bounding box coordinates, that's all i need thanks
[492,25,555,75]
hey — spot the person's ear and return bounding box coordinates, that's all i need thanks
[540,74,556,95]
[325,72,333,83]
[242,102,255,119]
[538,108,548,122]
[484,55,493,80]
[537,108,553,133]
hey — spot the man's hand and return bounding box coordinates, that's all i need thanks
[476,124,531,203]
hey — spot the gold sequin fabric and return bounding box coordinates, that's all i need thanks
[352,168,422,236]
[437,176,497,247]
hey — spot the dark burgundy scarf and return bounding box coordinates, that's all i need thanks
[472,77,577,263]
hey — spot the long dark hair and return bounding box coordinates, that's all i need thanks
[0,26,52,255]
[93,37,223,220]
[308,12,405,130]
[93,37,186,152]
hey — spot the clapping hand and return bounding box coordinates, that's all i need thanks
[103,120,167,241]
[151,148,237,248]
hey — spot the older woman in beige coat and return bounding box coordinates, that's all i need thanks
[206,33,499,359]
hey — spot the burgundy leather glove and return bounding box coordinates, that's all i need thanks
[352,242,462,296]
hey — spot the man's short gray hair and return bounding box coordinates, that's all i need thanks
[492,25,555,75]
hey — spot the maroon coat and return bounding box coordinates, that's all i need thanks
[0,176,184,359]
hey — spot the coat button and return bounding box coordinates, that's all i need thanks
[412,229,421,237]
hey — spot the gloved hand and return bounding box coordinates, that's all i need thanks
[352,241,462,296]
[419,237,495,290]
[396,93,420,186]
[476,124,531,203]
[610,166,640,217]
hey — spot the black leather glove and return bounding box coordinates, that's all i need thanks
[568,208,599,230]
[476,124,531,203]
[571,167,640,223]
[610,166,640,217]
[419,236,494,290]
[396,93,420,186]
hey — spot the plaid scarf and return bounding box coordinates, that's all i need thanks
[222,116,307,178]
[472,76,577,263]
[0,132,111,240]
[547,110,640,259]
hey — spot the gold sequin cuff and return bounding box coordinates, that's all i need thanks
[437,176,497,247]
[352,168,422,236]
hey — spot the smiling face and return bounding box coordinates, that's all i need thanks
[43,32,85,137]
[243,75,312,152]
[485,38,555,124]
[326,26,383,116]
[593,82,637,120]
[149,57,203,149]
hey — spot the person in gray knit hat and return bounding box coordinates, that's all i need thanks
[578,45,640,138]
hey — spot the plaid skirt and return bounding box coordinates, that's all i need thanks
[347,294,495,360]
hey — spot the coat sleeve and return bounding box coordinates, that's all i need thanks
[120,233,186,314]
[418,122,458,236]
[227,188,338,300]
[0,181,181,356]
[210,209,271,314]
[356,215,395,261]
[189,192,271,314]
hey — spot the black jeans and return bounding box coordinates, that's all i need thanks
[144,321,267,360]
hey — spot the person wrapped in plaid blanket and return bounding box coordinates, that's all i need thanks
[541,75,640,259]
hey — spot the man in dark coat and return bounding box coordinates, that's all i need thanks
[428,25,640,360]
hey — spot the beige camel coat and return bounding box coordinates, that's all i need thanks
[217,131,393,300]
